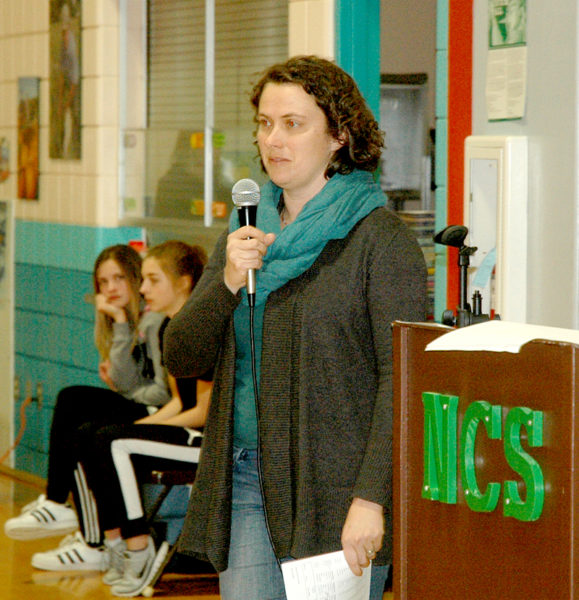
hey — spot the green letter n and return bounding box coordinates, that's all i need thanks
[422,392,458,504]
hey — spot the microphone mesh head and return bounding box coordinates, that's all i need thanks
[232,178,260,207]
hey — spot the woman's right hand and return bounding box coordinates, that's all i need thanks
[95,293,127,322]
[224,225,276,295]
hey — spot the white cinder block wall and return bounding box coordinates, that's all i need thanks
[289,0,335,59]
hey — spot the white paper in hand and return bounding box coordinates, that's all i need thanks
[281,550,371,600]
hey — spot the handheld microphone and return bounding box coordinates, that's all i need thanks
[232,178,260,306]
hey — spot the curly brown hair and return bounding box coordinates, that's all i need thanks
[250,55,384,177]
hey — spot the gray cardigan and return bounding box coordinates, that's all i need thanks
[164,206,427,571]
[109,311,170,407]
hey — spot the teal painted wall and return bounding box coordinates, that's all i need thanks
[434,0,449,321]
[14,221,142,477]
[335,0,381,119]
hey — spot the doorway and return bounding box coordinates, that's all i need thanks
[380,0,437,319]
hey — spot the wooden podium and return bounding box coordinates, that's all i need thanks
[392,321,579,600]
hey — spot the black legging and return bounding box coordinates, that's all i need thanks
[87,423,200,540]
[45,386,149,542]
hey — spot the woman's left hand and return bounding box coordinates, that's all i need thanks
[341,497,385,576]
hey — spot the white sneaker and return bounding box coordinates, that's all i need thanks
[31,531,108,572]
[21,494,47,513]
[140,541,170,597]
[102,537,127,586]
[4,495,78,540]
[111,537,156,597]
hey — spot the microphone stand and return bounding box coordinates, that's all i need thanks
[434,225,499,328]
[455,243,479,327]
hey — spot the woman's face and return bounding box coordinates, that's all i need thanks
[256,83,342,202]
[96,259,132,309]
[140,257,182,317]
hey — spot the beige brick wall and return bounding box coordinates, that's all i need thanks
[289,0,334,60]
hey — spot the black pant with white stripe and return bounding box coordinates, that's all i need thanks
[83,423,202,541]
[46,386,149,545]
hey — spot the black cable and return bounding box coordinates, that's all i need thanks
[248,303,280,567]
[249,304,258,407]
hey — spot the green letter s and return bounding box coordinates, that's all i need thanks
[503,407,544,522]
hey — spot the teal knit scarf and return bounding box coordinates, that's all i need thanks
[229,169,387,307]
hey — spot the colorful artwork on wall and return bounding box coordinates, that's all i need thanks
[49,0,82,159]
[17,78,40,200]
[0,138,9,183]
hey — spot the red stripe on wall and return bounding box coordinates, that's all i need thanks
[447,0,473,309]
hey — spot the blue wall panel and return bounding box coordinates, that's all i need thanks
[15,311,96,370]
[14,397,50,453]
[15,263,94,320]
[15,222,142,270]
[15,354,101,410]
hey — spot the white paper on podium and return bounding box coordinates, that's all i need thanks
[281,551,371,600]
[425,319,579,354]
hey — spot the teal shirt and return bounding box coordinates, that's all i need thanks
[233,302,265,449]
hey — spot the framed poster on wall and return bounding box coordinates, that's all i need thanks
[17,77,40,200]
[49,0,82,159]
[0,138,9,183]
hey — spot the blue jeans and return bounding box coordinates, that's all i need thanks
[370,564,390,599]
[219,448,286,600]
[219,447,390,600]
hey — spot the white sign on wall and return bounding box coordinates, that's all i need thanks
[486,0,528,120]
